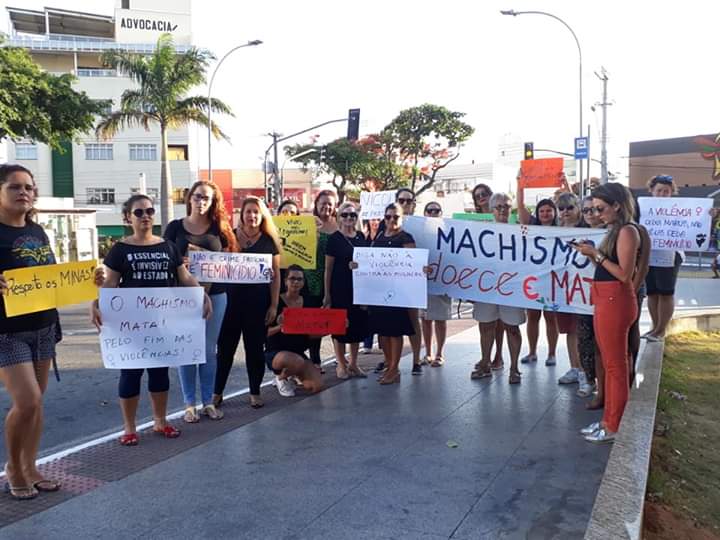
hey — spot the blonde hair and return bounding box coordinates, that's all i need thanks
[336,201,360,231]
[238,196,282,253]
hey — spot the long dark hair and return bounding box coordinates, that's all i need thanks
[121,194,153,224]
[534,198,557,226]
[591,183,636,257]
[0,164,37,223]
[185,180,238,252]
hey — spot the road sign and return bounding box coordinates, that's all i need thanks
[574,137,589,160]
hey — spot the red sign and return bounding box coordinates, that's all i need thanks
[520,158,564,188]
[282,307,347,335]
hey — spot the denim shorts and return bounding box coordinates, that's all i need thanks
[0,323,57,368]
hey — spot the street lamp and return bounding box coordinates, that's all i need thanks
[500,9,584,192]
[207,39,262,181]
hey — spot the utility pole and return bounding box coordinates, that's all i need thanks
[595,67,610,184]
[272,131,280,207]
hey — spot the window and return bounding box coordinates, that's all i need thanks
[85,143,113,160]
[15,143,38,160]
[86,187,115,205]
[167,145,188,161]
[129,144,157,161]
[130,187,159,201]
[172,188,189,204]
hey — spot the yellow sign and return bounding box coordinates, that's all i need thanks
[3,260,98,317]
[273,215,317,269]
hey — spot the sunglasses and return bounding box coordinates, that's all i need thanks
[474,191,490,198]
[132,207,156,218]
[494,204,511,211]
[581,208,594,215]
[654,175,674,184]
[558,205,575,212]
[340,212,358,219]
[397,197,414,204]
[287,276,304,282]
[192,194,211,202]
[425,208,441,215]
[384,214,400,222]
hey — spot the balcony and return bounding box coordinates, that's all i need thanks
[77,68,117,77]
[4,36,192,55]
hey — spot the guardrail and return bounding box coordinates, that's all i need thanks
[3,37,192,54]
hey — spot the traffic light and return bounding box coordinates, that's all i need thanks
[266,185,275,204]
[347,108,360,141]
[524,142,534,160]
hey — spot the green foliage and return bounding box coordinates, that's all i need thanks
[0,40,106,149]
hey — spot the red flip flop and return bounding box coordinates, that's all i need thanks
[153,425,181,439]
[119,433,139,446]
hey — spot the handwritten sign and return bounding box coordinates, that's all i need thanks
[352,247,428,309]
[360,190,396,220]
[282,307,347,335]
[99,287,205,369]
[520,158,564,188]
[638,197,713,251]
[453,212,519,224]
[188,251,272,283]
[404,216,606,315]
[3,260,98,317]
[274,215,317,269]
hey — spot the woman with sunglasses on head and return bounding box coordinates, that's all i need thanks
[163,181,237,424]
[643,175,681,342]
[304,190,338,370]
[573,183,642,443]
[92,194,212,446]
[323,202,369,378]
[360,218,381,354]
[214,196,281,409]
[421,202,452,367]
[517,175,560,368]
[367,203,417,384]
[0,164,63,499]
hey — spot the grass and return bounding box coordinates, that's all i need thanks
[647,331,720,533]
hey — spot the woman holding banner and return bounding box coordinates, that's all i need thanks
[361,218,381,355]
[91,194,212,446]
[324,202,369,379]
[304,190,338,370]
[214,196,281,409]
[574,183,641,443]
[164,181,237,423]
[0,164,62,499]
[517,180,560,367]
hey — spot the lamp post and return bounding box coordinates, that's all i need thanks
[500,9,584,193]
[207,39,262,181]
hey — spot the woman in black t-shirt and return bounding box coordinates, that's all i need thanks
[164,180,236,424]
[91,194,211,447]
[214,196,281,409]
[0,164,61,499]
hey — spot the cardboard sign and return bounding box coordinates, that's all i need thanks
[274,215,317,269]
[404,216,606,315]
[519,158,564,188]
[282,307,347,335]
[638,197,713,251]
[352,247,428,309]
[98,287,205,369]
[188,251,272,283]
[3,260,98,317]
[360,190,396,220]
[452,212,519,224]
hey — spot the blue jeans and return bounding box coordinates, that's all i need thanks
[177,293,227,406]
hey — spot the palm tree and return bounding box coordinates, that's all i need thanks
[96,34,232,229]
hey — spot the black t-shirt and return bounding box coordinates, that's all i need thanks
[164,218,228,295]
[231,232,280,305]
[103,240,183,288]
[0,221,58,333]
[265,296,309,355]
[371,230,415,248]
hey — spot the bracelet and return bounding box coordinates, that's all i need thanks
[594,253,606,265]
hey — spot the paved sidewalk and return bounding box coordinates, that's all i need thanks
[1,318,612,539]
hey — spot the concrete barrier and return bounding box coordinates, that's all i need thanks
[585,308,720,540]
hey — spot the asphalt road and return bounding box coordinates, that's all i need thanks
[0,302,337,463]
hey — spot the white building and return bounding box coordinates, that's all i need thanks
[4,0,194,238]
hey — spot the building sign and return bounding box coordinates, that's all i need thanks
[114,8,191,45]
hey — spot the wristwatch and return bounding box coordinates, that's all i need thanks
[594,253,606,265]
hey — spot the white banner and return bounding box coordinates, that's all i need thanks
[638,197,713,251]
[99,287,205,369]
[359,190,396,220]
[188,251,272,284]
[404,216,606,315]
[352,247,428,309]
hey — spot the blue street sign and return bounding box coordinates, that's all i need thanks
[574,137,589,160]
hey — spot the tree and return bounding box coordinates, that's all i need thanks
[380,104,474,196]
[96,34,232,228]
[0,39,106,149]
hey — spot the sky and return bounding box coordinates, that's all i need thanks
[5,0,720,181]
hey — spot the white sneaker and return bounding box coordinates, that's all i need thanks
[276,376,295,397]
[358,347,368,354]
[576,371,594,396]
[558,367,579,385]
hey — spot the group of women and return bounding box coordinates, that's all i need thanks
[0,160,689,500]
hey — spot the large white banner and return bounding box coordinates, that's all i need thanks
[99,287,206,369]
[188,251,272,284]
[639,197,713,251]
[359,190,396,220]
[404,216,606,314]
[352,247,428,309]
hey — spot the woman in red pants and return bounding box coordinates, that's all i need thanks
[573,183,641,444]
